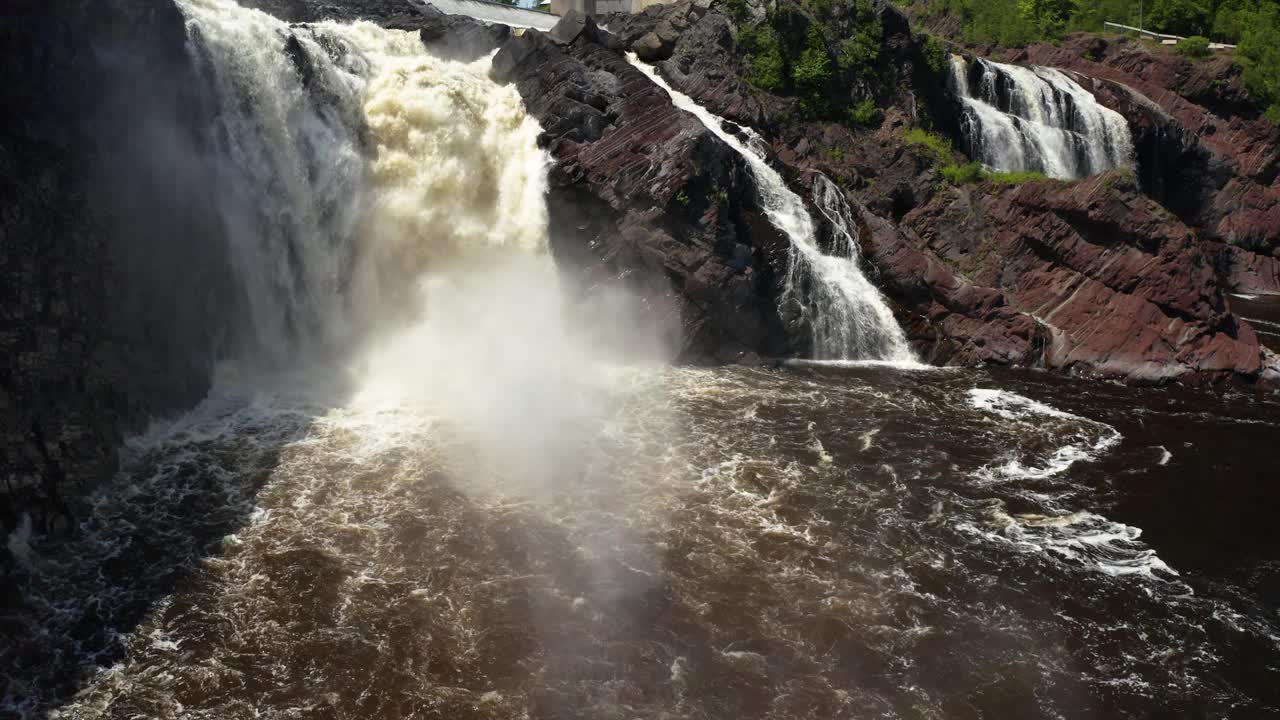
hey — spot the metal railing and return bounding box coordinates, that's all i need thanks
[1103,21,1237,50]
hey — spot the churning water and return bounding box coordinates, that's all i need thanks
[948,55,1134,180]
[7,364,1280,719]
[4,3,1280,719]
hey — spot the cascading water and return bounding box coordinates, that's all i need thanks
[948,54,1134,180]
[627,55,915,364]
[180,0,550,373]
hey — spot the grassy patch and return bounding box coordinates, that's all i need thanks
[904,128,954,163]
[988,169,1049,184]
[939,161,1049,185]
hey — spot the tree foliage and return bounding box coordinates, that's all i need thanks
[1239,4,1280,122]
[929,0,1280,43]
[736,0,884,120]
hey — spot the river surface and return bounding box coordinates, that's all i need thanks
[5,362,1279,719]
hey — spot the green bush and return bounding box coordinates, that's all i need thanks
[1147,0,1209,37]
[1176,35,1212,58]
[742,24,786,91]
[847,98,879,125]
[988,169,1049,184]
[793,25,833,117]
[793,26,832,88]
[940,162,986,183]
[938,162,1050,185]
[904,128,954,163]
[836,0,883,79]
[1240,5,1280,125]
[921,33,949,76]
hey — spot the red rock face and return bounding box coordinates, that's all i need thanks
[864,173,1276,383]
[1010,37,1280,294]
[493,18,796,363]
[485,5,1280,384]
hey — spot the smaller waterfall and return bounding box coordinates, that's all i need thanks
[948,55,1133,180]
[627,56,915,364]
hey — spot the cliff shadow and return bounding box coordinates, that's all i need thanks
[0,367,360,717]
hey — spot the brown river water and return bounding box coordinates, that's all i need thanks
[4,352,1279,719]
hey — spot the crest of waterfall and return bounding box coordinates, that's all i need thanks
[948,54,1134,180]
[177,0,549,373]
[626,55,915,364]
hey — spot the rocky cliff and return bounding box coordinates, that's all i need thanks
[1005,35,1280,297]
[1,0,237,566]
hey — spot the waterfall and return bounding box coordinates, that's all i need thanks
[177,0,549,374]
[627,55,915,364]
[948,55,1134,180]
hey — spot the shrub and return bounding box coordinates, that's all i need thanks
[722,0,748,22]
[940,162,986,184]
[904,128,954,163]
[1176,35,1212,59]
[920,33,948,76]
[793,25,833,117]
[1240,5,1280,125]
[847,98,879,126]
[836,0,883,79]
[742,24,786,91]
[988,169,1049,184]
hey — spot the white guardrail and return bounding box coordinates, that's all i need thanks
[1103,21,1237,50]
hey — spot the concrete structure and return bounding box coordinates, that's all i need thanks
[406,0,560,30]
[549,0,665,16]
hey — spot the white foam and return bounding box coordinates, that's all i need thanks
[968,388,1121,483]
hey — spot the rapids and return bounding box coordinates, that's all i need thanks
[6,366,1280,718]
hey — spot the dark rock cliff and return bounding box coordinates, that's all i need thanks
[1,1,236,565]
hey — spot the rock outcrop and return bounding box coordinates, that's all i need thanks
[492,14,796,362]
[871,173,1269,382]
[2,0,237,564]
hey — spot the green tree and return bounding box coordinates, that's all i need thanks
[1239,4,1280,122]
[1018,0,1073,37]
[793,25,833,116]
[1147,0,1210,34]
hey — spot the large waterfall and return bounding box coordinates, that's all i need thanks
[180,0,550,375]
[948,55,1134,180]
[628,56,915,364]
